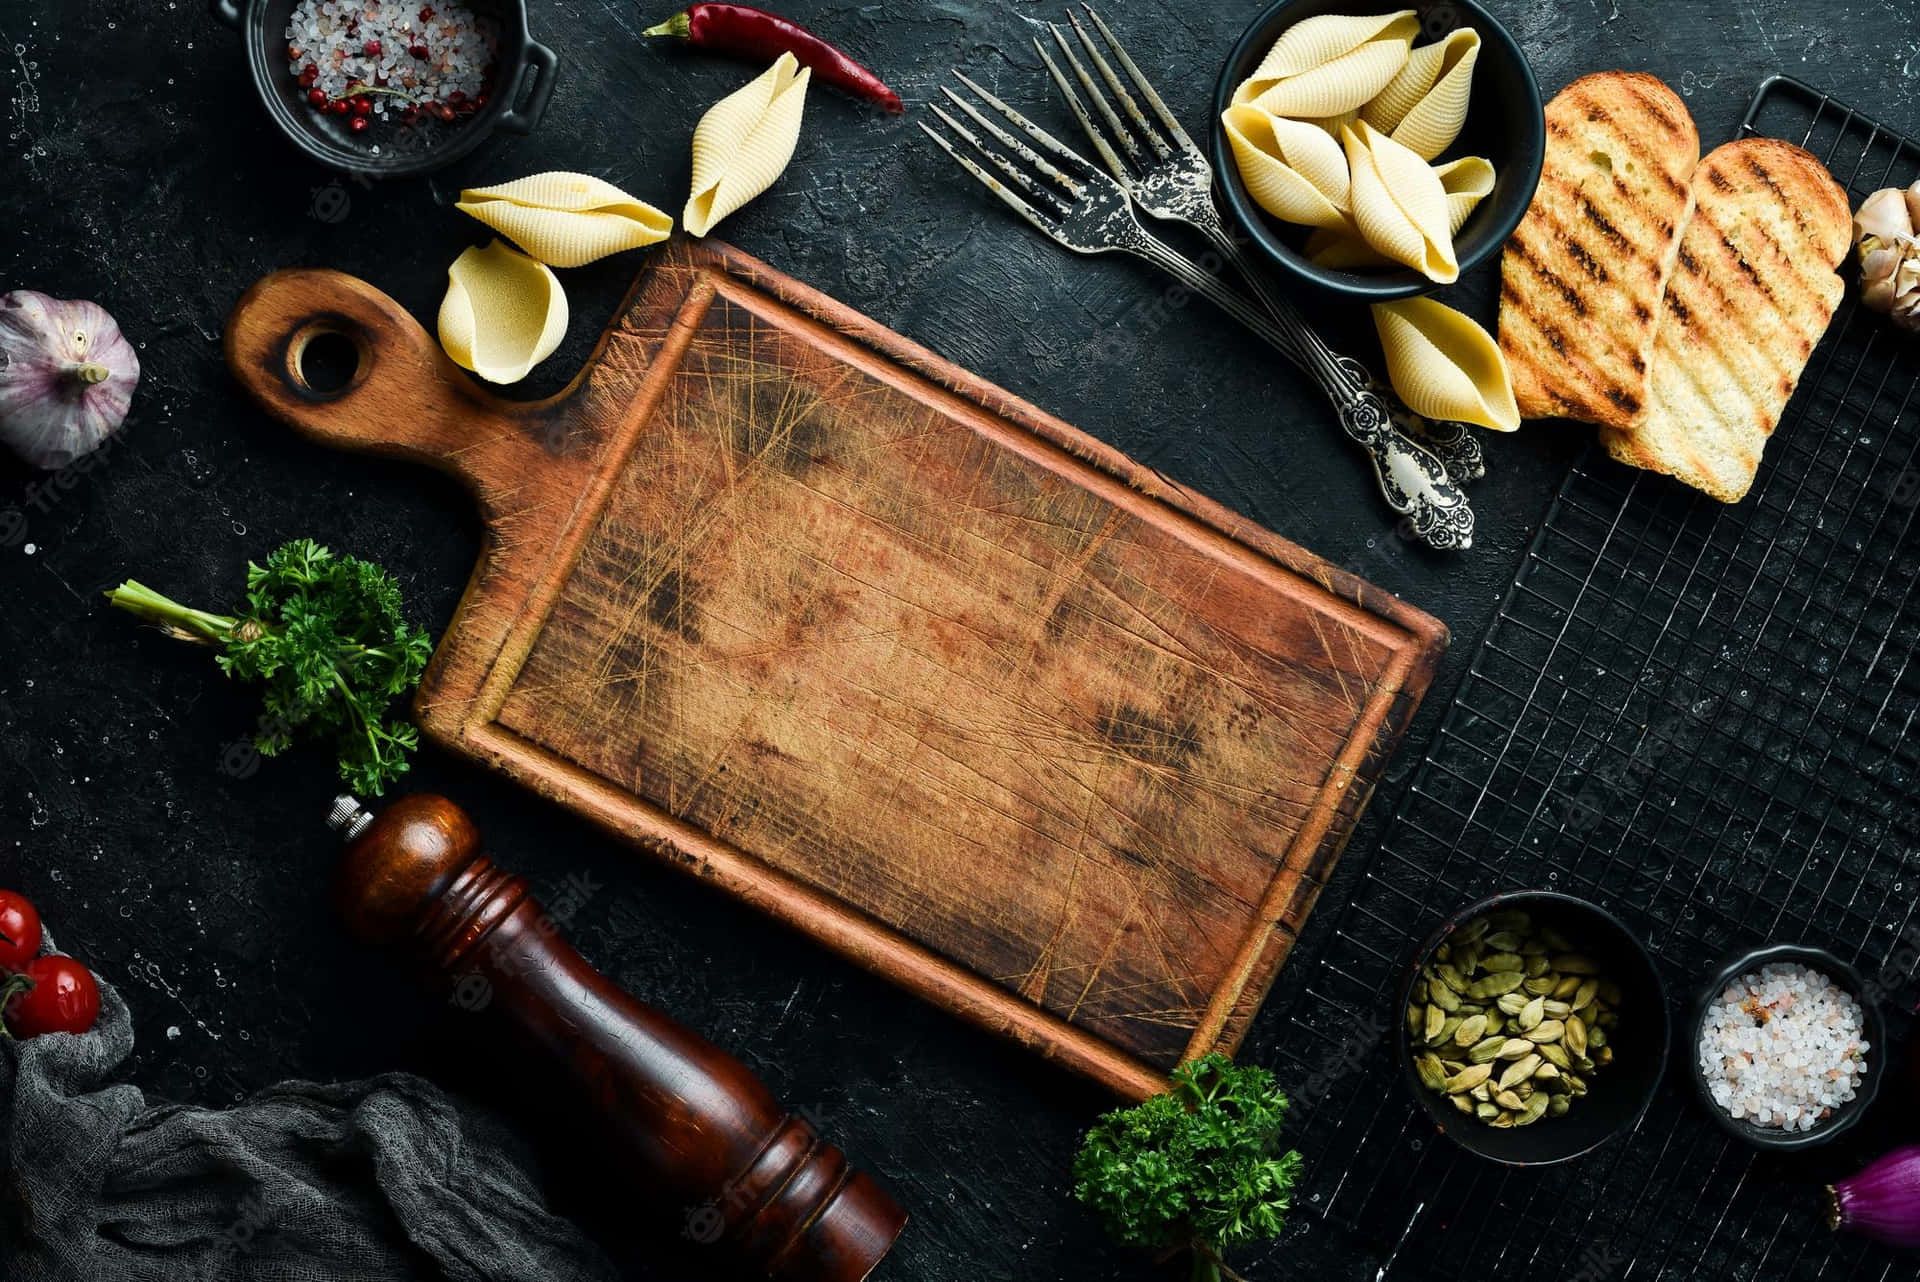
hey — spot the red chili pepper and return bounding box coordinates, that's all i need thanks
[643,4,901,113]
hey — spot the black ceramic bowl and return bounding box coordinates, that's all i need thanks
[1688,943,1887,1151]
[1211,0,1544,301]
[1394,890,1670,1166]
[212,0,557,178]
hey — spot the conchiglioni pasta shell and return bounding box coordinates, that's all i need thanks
[1343,120,1458,282]
[1306,158,1493,267]
[438,240,569,385]
[1222,104,1351,227]
[1232,10,1418,119]
[455,172,673,268]
[1360,28,1480,160]
[686,51,811,237]
[1298,109,1361,139]
[1433,155,1495,234]
[1304,220,1384,269]
[1372,296,1519,431]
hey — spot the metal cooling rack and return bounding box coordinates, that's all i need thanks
[1260,77,1920,1282]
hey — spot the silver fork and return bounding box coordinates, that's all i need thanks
[920,76,1475,550]
[1042,5,1487,490]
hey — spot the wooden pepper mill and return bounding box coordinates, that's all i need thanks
[327,793,906,1281]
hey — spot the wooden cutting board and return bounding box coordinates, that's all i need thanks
[224,240,1446,1098]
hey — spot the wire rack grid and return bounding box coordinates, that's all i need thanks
[1260,76,1920,1282]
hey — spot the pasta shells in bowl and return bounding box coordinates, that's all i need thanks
[1212,0,1543,301]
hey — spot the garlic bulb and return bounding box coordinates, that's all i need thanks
[0,291,139,468]
[1853,183,1920,332]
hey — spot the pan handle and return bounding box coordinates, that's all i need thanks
[209,0,242,29]
[495,39,559,135]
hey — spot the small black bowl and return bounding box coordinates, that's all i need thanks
[212,0,558,178]
[1394,890,1670,1166]
[1688,943,1887,1151]
[1211,0,1545,301]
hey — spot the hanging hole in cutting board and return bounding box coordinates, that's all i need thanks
[288,325,364,398]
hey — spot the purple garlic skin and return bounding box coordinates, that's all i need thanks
[1826,1144,1920,1249]
[0,290,140,469]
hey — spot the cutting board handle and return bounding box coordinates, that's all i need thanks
[224,268,545,497]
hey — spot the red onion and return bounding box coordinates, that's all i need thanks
[1827,1145,1920,1248]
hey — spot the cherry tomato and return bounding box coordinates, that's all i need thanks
[0,891,41,972]
[4,956,100,1039]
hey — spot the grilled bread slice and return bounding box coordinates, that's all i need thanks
[1499,72,1699,429]
[1600,139,1850,503]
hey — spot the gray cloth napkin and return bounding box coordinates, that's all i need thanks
[0,967,620,1282]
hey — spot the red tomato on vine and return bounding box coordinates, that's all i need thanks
[0,890,41,972]
[3,955,100,1039]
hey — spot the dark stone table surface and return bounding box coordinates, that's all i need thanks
[2,1,1913,1278]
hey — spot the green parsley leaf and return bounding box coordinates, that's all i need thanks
[1072,1053,1304,1282]
[107,539,433,795]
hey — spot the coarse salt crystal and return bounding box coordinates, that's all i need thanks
[1696,961,1867,1132]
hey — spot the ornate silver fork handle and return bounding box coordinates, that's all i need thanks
[1126,232,1475,551]
[1374,382,1487,482]
[1211,231,1488,485]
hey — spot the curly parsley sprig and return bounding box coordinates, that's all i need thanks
[1073,1053,1304,1282]
[106,539,433,795]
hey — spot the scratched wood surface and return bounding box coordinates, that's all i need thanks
[223,241,1447,1097]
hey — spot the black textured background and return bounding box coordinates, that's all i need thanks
[1,1,1913,1279]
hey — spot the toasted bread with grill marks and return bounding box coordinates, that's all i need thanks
[1499,73,1700,430]
[1599,138,1850,503]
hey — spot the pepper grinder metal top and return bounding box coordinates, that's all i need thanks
[326,794,374,842]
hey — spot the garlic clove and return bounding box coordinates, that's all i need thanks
[1855,187,1913,249]
[1904,180,1920,233]
[1860,244,1905,312]
[1893,255,1920,332]
[0,291,139,469]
